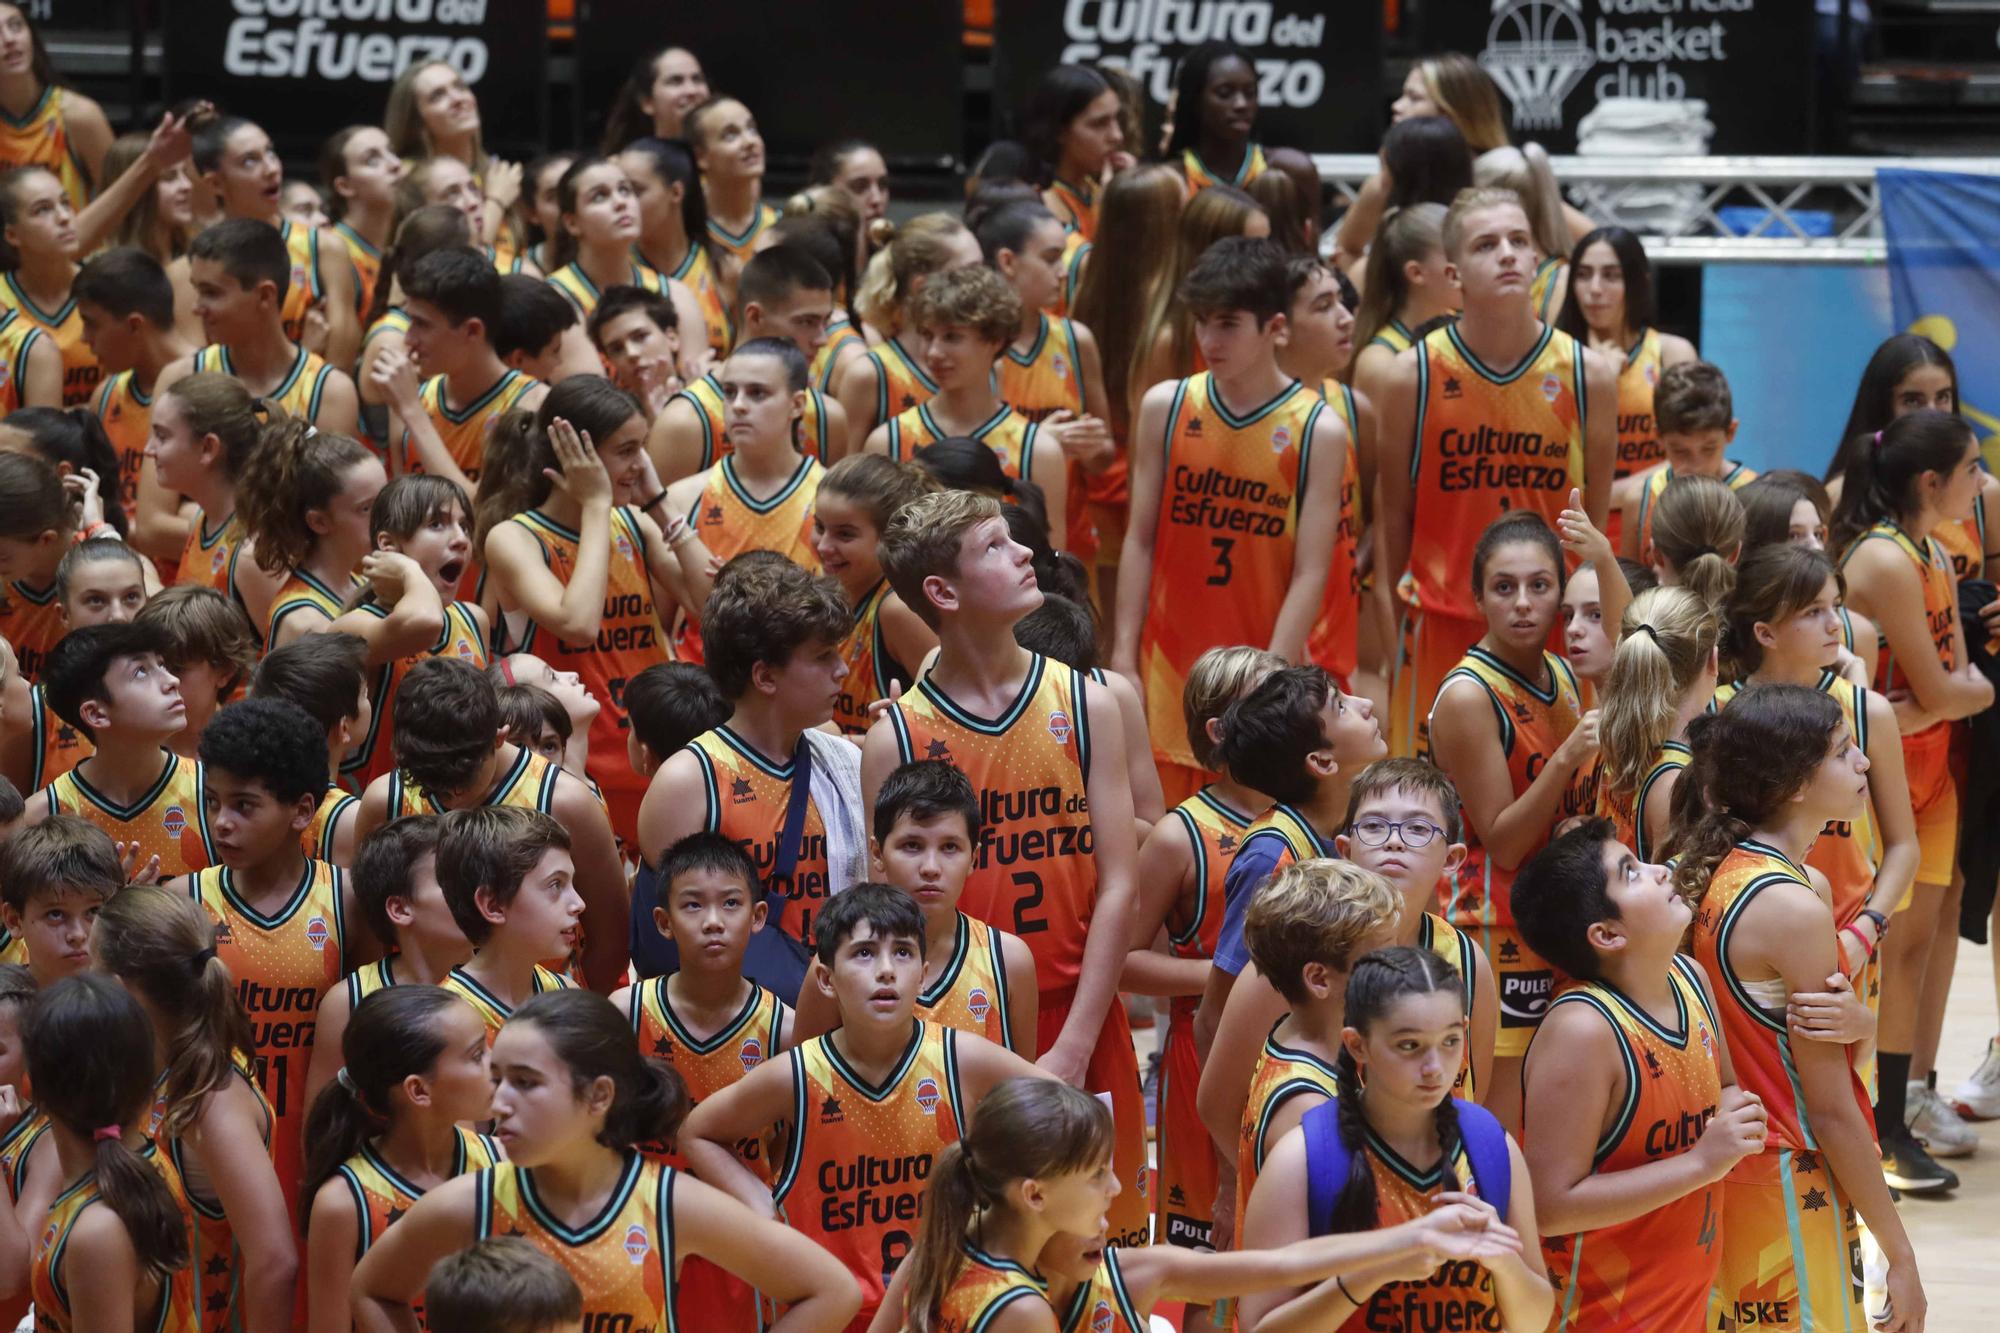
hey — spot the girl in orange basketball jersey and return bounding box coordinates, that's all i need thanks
[382,59,516,248]
[542,157,668,363]
[519,152,575,276]
[357,206,475,456]
[686,96,775,270]
[1348,204,1453,403]
[602,46,711,147]
[90,886,298,1333]
[23,975,199,1333]
[301,987,498,1333]
[1595,587,1716,862]
[0,4,113,209]
[236,414,384,648]
[1832,409,1993,1188]
[349,989,863,1333]
[0,165,99,407]
[319,126,403,323]
[1642,472,1743,609]
[621,136,730,364]
[480,376,711,838]
[813,454,938,734]
[1168,43,1271,194]
[409,156,536,278]
[1673,687,1925,1332]
[1237,948,1550,1333]
[839,212,983,443]
[1737,470,1883,685]
[1024,65,1125,242]
[811,139,891,231]
[1427,512,1596,1130]
[145,373,287,623]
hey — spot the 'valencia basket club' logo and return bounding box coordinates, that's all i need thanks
[915,1077,941,1114]
[622,1223,650,1265]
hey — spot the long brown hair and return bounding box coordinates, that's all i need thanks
[236,410,376,573]
[1416,53,1510,153]
[383,59,487,177]
[475,375,643,547]
[102,133,191,260]
[1070,163,1185,439]
[1352,203,1445,356]
[1598,586,1717,798]
[1133,185,1265,418]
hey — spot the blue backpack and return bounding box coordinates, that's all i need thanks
[1302,1096,1512,1236]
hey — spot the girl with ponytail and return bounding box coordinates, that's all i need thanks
[1735,469,1882,685]
[145,371,289,624]
[619,136,729,362]
[24,974,196,1332]
[812,452,939,733]
[838,211,983,443]
[480,377,711,834]
[351,988,861,1333]
[1349,203,1452,397]
[302,987,497,1333]
[1235,946,1550,1333]
[235,408,385,647]
[90,885,298,1332]
[888,1077,1116,1333]
[1672,685,1927,1329]
[358,204,475,452]
[1595,586,1718,861]
[1646,472,1743,607]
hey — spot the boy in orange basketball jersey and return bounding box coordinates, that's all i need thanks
[383,246,546,492]
[1111,236,1348,806]
[0,814,119,982]
[74,247,193,535]
[155,219,360,435]
[433,805,580,1042]
[652,247,848,481]
[171,696,363,1235]
[495,273,578,384]
[637,555,857,985]
[1514,819,1766,1332]
[351,657,628,991]
[1618,361,1758,562]
[681,882,1050,1333]
[862,488,1151,1247]
[27,622,212,880]
[589,284,684,421]
[611,831,791,1331]
[248,631,370,867]
[1377,187,1617,758]
[792,760,1039,1056]
[620,661,730,979]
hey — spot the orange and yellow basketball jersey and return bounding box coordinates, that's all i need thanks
[1435,648,1582,931]
[473,1154,676,1328]
[831,580,912,735]
[175,505,248,606]
[1182,144,1267,192]
[333,221,383,320]
[884,656,1096,992]
[404,367,539,483]
[999,313,1086,422]
[687,454,822,574]
[191,343,336,423]
[188,859,349,1223]
[336,1127,499,1265]
[707,202,779,264]
[1692,840,1865,1152]
[546,259,667,319]
[505,506,667,834]
[1336,1134,1492,1333]
[684,725,831,950]
[303,784,358,861]
[939,1243,1051,1331]
[1633,460,1757,565]
[1614,328,1665,488]
[92,369,155,529]
[882,402,1047,490]
[1369,317,1416,357]
[1529,256,1567,322]
[0,86,90,208]
[1237,1022,1343,1226]
[443,962,575,1045]
[1140,372,1324,769]
[1048,177,1101,241]
[32,1142,200,1333]
[1058,1247,1147,1333]
[1407,324,1587,621]
[0,1109,46,1205]
[672,368,836,468]
[0,269,95,406]
[1596,739,1690,864]
[0,575,60,682]
[815,312,866,393]
[277,221,330,347]
[154,1053,272,1332]
[861,338,938,424]
[19,682,90,792]
[775,1022,965,1328]
[917,912,1016,1051]
[44,751,211,876]
[666,242,731,354]
[1542,955,1723,1332]
[265,566,359,645]
[1308,380,1363,683]
[632,977,784,1177]
[380,739,560,824]
[0,305,45,417]
[1843,521,1959,733]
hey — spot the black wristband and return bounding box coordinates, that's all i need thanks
[639,488,668,512]
[1859,908,1890,936]
[1337,1276,1359,1305]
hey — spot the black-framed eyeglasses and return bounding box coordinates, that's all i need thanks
[1349,816,1443,848]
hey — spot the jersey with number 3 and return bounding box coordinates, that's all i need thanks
[1140,372,1322,769]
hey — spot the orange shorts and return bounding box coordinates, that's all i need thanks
[1039,989,1151,1247]
[1710,1148,1863,1333]
[1389,604,1484,759]
[1154,1003,1218,1252]
[1902,723,1958,889]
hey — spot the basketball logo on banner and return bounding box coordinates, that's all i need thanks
[1480,1,1593,131]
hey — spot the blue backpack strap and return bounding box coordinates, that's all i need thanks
[1453,1098,1512,1223]
[1301,1100,1352,1237]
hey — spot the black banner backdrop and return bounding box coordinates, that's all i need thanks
[994,1,1384,156]
[163,0,548,157]
[575,0,964,165]
[1426,0,1814,154]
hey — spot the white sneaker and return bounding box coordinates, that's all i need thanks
[1906,1081,1978,1157]
[1952,1037,2000,1121]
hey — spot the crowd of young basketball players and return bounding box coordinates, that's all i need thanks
[0,8,1983,1328]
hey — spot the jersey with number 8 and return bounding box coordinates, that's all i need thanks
[1140,372,1323,770]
